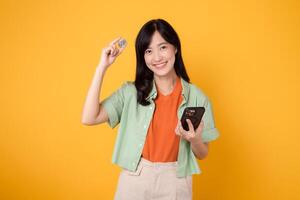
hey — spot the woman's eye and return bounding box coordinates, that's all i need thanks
[160,45,167,50]
[145,50,151,54]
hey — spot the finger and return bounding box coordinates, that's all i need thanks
[104,48,109,54]
[175,121,181,134]
[180,131,189,140]
[109,44,119,57]
[200,120,204,128]
[195,121,204,134]
[174,121,180,135]
[177,127,185,138]
[115,45,126,56]
[112,48,120,57]
[104,47,113,55]
[109,36,122,47]
[197,120,204,131]
[110,47,116,57]
[175,121,179,130]
[109,44,116,52]
[178,121,185,132]
[115,40,127,56]
[179,123,189,135]
[175,127,180,136]
[186,119,194,132]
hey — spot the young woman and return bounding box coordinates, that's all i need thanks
[81,19,220,200]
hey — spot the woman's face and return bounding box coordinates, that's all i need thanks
[144,31,177,78]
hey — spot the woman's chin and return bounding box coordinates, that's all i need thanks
[153,68,173,77]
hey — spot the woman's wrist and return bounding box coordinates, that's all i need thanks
[189,133,203,145]
[96,65,108,74]
[190,138,208,159]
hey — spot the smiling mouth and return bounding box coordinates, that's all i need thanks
[153,61,167,68]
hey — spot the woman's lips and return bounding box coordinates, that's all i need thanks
[153,61,167,68]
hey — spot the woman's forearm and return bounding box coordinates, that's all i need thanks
[191,139,208,160]
[81,66,107,124]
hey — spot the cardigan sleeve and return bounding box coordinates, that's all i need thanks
[201,97,220,142]
[101,82,128,128]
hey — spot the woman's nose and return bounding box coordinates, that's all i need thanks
[153,51,162,62]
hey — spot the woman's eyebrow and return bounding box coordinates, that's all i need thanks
[157,42,168,46]
[147,42,168,49]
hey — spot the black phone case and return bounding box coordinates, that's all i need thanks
[180,107,205,131]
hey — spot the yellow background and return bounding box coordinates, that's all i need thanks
[1,0,299,199]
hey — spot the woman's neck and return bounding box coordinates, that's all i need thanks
[154,71,178,96]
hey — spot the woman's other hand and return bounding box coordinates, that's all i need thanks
[175,119,204,144]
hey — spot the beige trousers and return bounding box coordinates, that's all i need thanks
[114,158,192,200]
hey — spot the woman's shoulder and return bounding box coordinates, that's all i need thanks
[188,82,207,97]
[121,80,135,89]
[119,81,137,95]
[187,82,210,103]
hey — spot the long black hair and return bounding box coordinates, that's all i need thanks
[134,19,190,106]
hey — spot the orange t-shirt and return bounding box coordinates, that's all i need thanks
[142,76,183,162]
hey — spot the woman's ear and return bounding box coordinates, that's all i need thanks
[175,48,177,54]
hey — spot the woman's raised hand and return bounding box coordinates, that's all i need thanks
[98,37,127,71]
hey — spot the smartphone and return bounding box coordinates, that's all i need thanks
[180,107,205,131]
